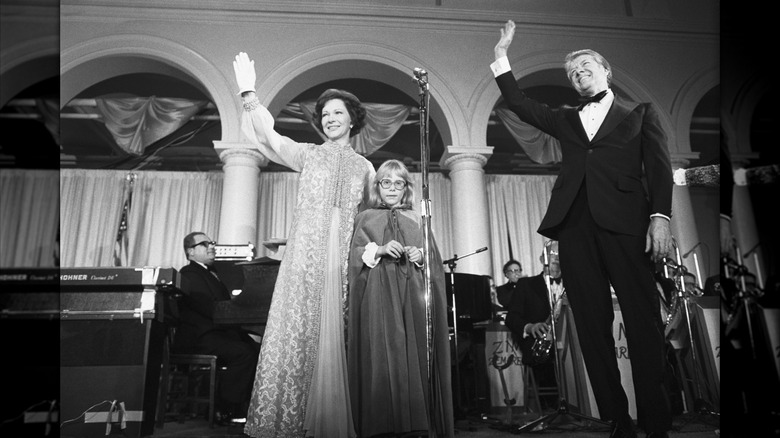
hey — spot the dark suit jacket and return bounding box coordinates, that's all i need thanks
[503,273,552,361]
[496,72,673,239]
[495,280,519,308]
[173,261,236,352]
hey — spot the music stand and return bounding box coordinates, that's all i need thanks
[514,241,610,434]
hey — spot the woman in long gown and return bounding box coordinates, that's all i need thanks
[233,52,375,438]
[348,159,455,438]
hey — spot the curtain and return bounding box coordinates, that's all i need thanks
[55,169,551,282]
[74,97,208,155]
[0,169,59,267]
[486,174,556,282]
[60,169,223,268]
[495,107,562,164]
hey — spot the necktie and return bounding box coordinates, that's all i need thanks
[577,89,608,110]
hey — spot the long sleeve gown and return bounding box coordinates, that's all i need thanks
[240,101,375,438]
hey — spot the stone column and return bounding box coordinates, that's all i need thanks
[213,141,267,245]
[439,145,493,276]
[670,158,707,287]
[732,167,764,287]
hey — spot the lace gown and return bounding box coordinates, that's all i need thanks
[240,103,375,438]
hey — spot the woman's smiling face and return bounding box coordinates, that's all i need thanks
[320,98,352,142]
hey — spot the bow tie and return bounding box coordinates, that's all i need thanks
[549,277,562,285]
[577,89,608,110]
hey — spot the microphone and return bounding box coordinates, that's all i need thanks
[413,67,427,78]
[476,246,487,253]
[681,241,702,258]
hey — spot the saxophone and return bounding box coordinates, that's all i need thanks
[530,289,566,365]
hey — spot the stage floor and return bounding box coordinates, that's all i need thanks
[147,409,721,438]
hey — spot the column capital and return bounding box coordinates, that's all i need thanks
[439,145,494,170]
[213,141,268,168]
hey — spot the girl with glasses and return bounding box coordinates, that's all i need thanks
[347,159,455,437]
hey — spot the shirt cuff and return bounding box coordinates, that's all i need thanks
[650,213,670,221]
[362,242,380,268]
[522,323,532,338]
[490,56,511,78]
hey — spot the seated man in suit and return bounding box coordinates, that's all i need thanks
[503,243,563,409]
[174,231,261,425]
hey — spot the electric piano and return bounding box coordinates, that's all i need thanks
[58,267,178,438]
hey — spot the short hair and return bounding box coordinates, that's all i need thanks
[312,89,366,138]
[183,231,205,259]
[564,49,612,86]
[367,159,415,208]
[503,259,522,273]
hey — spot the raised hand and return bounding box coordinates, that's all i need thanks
[494,20,516,61]
[233,52,256,95]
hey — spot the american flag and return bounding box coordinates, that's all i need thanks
[113,173,136,266]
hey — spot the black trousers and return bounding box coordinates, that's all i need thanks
[197,329,260,407]
[556,185,672,432]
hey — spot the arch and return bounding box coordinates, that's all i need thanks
[0,35,59,107]
[60,35,239,146]
[669,65,719,155]
[470,50,678,149]
[250,42,470,148]
[724,75,770,160]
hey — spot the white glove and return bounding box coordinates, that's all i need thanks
[233,52,256,95]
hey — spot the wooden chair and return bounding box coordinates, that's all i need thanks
[156,330,218,429]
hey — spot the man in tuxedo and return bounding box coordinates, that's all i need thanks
[495,259,523,308]
[175,232,260,424]
[503,244,563,409]
[491,21,674,438]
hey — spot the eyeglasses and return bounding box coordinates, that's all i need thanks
[189,240,216,249]
[505,268,522,274]
[379,179,406,190]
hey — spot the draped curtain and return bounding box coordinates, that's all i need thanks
[495,107,562,164]
[73,97,209,155]
[0,169,59,267]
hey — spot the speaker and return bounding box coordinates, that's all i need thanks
[60,318,164,438]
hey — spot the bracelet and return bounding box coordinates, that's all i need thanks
[243,97,261,112]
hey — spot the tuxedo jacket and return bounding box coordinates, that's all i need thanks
[503,273,553,360]
[173,261,237,352]
[495,280,519,308]
[496,72,673,239]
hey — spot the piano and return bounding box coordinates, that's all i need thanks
[212,257,280,336]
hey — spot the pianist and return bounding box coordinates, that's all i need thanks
[174,232,261,425]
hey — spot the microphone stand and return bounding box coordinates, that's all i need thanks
[515,241,610,434]
[414,66,438,438]
[443,246,487,420]
[664,238,719,418]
